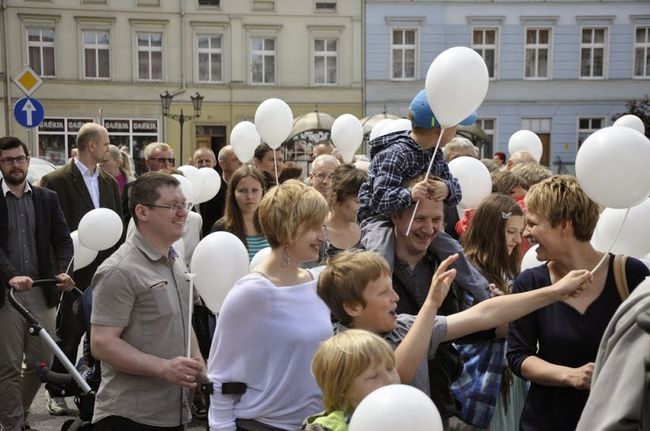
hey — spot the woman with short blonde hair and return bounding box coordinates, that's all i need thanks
[208,180,333,431]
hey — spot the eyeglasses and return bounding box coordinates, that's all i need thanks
[143,202,193,212]
[0,156,29,166]
[312,172,332,181]
[147,157,175,164]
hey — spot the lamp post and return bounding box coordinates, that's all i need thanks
[160,90,204,164]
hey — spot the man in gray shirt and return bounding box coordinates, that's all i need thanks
[0,136,74,431]
[90,172,205,430]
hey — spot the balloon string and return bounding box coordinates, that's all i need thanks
[591,207,630,274]
[405,128,446,236]
[65,256,74,275]
[186,273,195,358]
[273,151,279,186]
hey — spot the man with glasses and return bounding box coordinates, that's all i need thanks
[121,142,175,227]
[90,172,205,431]
[308,154,340,199]
[40,122,123,415]
[0,137,74,431]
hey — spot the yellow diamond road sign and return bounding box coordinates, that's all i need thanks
[13,65,43,96]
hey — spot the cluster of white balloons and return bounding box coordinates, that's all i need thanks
[230,97,367,165]
[71,208,123,271]
[576,114,650,258]
[173,165,222,207]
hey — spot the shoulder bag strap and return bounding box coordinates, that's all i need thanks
[613,254,629,301]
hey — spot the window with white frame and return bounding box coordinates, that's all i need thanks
[198,0,219,5]
[578,117,604,148]
[83,30,110,79]
[391,28,417,80]
[525,28,551,79]
[313,38,337,85]
[477,118,496,157]
[197,34,222,83]
[27,27,55,77]
[472,28,498,79]
[580,27,607,78]
[137,32,163,81]
[634,26,650,78]
[250,37,275,84]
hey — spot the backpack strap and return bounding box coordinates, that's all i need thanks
[613,254,629,301]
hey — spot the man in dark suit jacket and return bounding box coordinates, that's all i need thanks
[39,122,123,415]
[0,137,74,430]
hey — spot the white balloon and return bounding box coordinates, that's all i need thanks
[575,126,650,209]
[591,198,650,257]
[368,119,394,141]
[195,168,221,204]
[230,121,260,162]
[250,247,271,270]
[331,114,364,163]
[521,244,546,272]
[508,130,543,162]
[78,208,123,251]
[613,114,645,135]
[191,232,250,313]
[349,384,443,431]
[448,156,492,208]
[425,46,489,128]
[382,118,412,135]
[172,174,195,205]
[70,230,98,271]
[255,98,293,149]
[177,165,202,202]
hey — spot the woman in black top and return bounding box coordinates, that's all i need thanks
[506,175,649,431]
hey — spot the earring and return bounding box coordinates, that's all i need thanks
[281,245,290,268]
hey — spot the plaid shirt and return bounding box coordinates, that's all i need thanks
[358,131,461,222]
[451,340,506,428]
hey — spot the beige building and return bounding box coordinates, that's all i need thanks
[0,0,363,173]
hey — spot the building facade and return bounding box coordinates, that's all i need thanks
[1,0,363,172]
[365,0,649,172]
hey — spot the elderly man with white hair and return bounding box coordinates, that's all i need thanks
[309,154,340,199]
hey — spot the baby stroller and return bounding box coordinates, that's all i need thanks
[9,279,98,431]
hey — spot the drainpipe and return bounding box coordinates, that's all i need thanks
[1,0,12,136]
[179,0,185,90]
[361,0,366,117]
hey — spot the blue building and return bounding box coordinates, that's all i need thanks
[364,0,649,172]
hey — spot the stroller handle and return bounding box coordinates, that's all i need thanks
[8,278,58,326]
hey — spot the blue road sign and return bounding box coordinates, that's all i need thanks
[14,97,45,129]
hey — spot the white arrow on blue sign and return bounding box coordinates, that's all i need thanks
[14,97,45,129]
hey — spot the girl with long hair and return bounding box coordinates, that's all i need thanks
[212,165,269,260]
[451,193,527,431]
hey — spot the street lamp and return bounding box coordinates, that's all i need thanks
[160,90,204,163]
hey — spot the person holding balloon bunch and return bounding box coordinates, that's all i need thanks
[506,176,650,431]
[358,89,491,304]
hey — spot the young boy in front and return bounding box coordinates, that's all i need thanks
[316,250,591,428]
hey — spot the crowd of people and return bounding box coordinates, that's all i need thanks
[0,88,649,431]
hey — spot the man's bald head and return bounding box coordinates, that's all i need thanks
[217,145,242,180]
[507,150,537,170]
